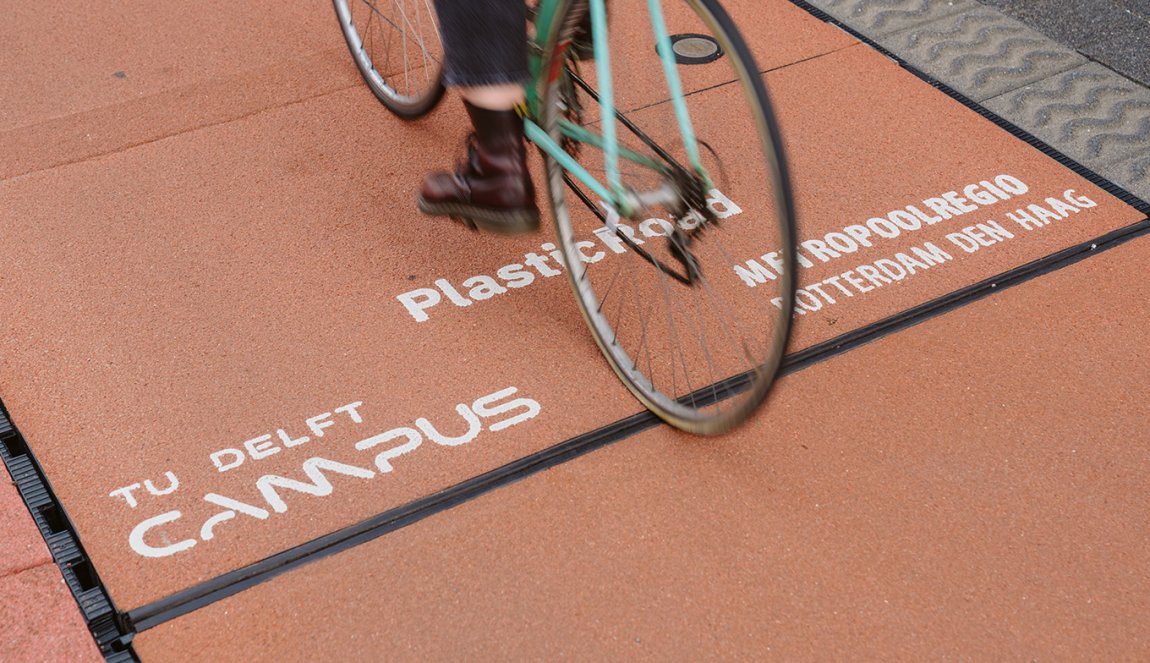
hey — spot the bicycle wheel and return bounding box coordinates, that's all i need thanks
[333,0,446,118]
[538,0,798,435]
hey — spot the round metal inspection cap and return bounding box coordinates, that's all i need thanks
[667,34,723,64]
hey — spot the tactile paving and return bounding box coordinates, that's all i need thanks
[881,7,1085,101]
[796,1,1150,209]
[1103,147,1150,203]
[804,0,976,37]
[984,63,1150,201]
[984,63,1150,164]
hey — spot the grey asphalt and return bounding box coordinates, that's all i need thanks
[977,0,1150,88]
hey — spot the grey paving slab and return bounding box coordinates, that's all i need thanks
[1101,147,1150,203]
[881,7,1086,101]
[984,63,1150,171]
[804,0,976,37]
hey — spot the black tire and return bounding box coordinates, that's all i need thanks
[538,0,798,435]
[333,0,446,118]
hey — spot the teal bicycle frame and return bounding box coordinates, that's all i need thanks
[522,0,712,218]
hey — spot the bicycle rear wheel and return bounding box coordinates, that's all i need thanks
[539,0,798,435]
[333,0,446,118]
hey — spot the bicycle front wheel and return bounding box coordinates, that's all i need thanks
[539,0,798,435]
[333,0,446,118]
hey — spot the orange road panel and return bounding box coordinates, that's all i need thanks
[0,85,641,611]
[0,1,352,179]
[0,49,359,181]
[0,0,336,133]
[766,44,1145,349]
[602,0,857,113]
[0,0,851,181]
[134,235,1150,662]
[0,7,1142,615]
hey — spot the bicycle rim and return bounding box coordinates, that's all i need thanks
[333,0,446,118]
[539,0,798,435]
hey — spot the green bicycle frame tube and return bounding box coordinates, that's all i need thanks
[525,0,708,216]
[524,0,560,112]
[645,0,704,174]
[524,119,617,204]
[588,0,624,205]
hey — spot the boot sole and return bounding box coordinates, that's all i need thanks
[417,195,541,235]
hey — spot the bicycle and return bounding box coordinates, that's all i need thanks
[333,0,798,434]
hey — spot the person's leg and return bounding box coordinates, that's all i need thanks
[459,83,524,111]
[435,0,529,90]
[418,0,538,233]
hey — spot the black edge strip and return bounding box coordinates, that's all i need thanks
[0,402,139,661]
[786,0,1150,216]
[125,409,663,631]
[782,219,1150,369]
[125,214,1149,633]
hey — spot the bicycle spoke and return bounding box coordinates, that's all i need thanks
[657,263,696,404]
[596,260,624,312]
[608,262,631,347]
[361,0,400,34]
[699,237,770,366]
[338,0,444,116]
[632,272,657,385]
[363,0,376,59]
[696,266,756,370]
[567,68,689,174]
[533,0,795,433]
[659,262,719,407]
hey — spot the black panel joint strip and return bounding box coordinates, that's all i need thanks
[0,404,139,662]
[124,409,662,631]
[121,222,1145,629]
[124,218,1150,634]
[782,219,1150,371]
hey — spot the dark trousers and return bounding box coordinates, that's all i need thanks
[433,0,529,87]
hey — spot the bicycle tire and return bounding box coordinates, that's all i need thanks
[538,0,798,435]
[333,0,446,118]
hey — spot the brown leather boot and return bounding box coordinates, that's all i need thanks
[417,100,540,234]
